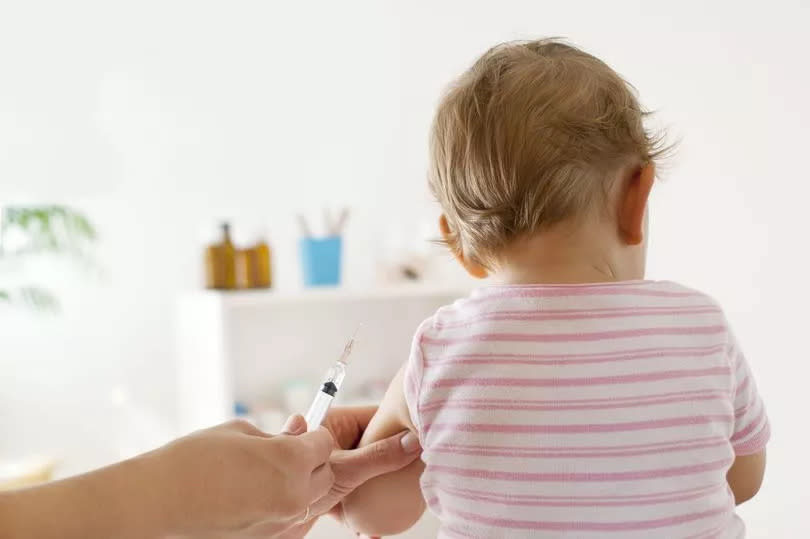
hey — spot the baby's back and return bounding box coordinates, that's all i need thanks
[404,281,768,538]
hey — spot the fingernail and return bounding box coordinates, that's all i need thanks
[400,431,421,453]
[283,414,306,435]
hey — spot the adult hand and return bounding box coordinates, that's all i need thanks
[0,419,337,539]
[144,419,336,538]
[268,407,422,539]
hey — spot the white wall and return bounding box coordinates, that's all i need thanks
[1,0,808,535]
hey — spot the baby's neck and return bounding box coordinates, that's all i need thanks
[493,224,644,286]
[497,263,625,285]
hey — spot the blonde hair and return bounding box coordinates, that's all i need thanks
[429,38,669,267]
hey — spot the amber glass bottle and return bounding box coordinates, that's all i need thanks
[252,238,272,288]
[204,223,237,289]
[234,247,255,289]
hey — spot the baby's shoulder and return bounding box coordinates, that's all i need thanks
[650,280,736,340]
[656,280,725,308]
[419,293,481,332]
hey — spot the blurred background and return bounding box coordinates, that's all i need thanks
[1,0,808,537]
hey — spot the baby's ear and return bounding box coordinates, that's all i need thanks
[439,215,488,279]
[618,163,655,245]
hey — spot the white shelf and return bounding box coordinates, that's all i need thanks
[192,283,471,309]
[175,283,467,434]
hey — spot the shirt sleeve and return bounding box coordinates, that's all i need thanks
[728,333,770,455]
[402,318,431,442]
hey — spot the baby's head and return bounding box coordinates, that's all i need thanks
[429,38,668,282]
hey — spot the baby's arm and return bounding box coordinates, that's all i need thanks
[341,365,426,536]
[724,331,769,505]
[726,450,766,504]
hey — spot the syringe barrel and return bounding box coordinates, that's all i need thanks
[305,390,333,431]
[304,361,347,431]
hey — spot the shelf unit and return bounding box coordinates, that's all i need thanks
[174,284,467,433]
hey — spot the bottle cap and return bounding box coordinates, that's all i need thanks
[199,220,230,246]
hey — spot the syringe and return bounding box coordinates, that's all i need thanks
[303,328,358,431]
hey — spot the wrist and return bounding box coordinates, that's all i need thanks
[120,450,178,537]
[67,455,171,539]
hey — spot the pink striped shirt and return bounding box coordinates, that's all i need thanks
[404,281,769,538]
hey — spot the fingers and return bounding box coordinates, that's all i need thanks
[330,430,422,486]
[328,406,377,431]
[282,414,307,435]
[400,431,421,453]
[294,427,335,469]
[307,462,335,503]
[324,406,378,450]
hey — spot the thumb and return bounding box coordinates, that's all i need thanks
[281,414,307,435]
[333,431,421,485]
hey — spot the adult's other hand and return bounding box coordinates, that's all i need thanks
[268,407,422,538]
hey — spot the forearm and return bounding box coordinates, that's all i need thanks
[0,455,169,539]
[726,450,766,505]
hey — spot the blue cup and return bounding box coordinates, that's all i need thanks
[299,236,342,287]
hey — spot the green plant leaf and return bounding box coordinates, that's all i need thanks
[19,287,59,311]
[1,205,98,313]
[1,205,97,257]
[0,287,59,311]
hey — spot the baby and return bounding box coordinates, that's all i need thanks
[342,39,769,538]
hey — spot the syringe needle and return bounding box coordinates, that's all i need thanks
[339,324,362,364]
[305,326,360,431]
